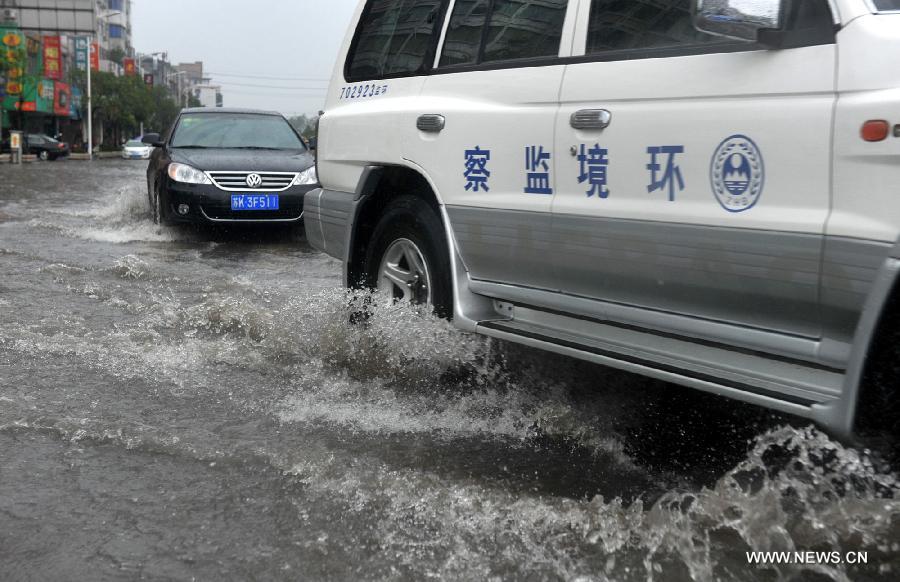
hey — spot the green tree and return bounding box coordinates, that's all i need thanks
[69,69,182,148]
[107,47,125,67]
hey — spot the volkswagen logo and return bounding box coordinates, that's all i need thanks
[246,173,263,189]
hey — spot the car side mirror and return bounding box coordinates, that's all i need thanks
[142,133,164,147]
[693,0,786,46]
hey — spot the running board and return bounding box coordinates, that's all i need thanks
[477,303,845,420]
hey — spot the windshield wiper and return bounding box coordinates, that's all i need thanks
[173,145,211,149]
[223,146,286,151]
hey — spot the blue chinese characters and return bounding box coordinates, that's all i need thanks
[464,146,491,192]
[647,146,685,202]
[524,146,553,195]
[577,144,610,199]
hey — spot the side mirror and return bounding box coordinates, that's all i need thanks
[693,0,786,45]
[307,137,317,151]
[142,133,164,147]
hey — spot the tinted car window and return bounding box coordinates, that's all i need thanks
[439,0,489,67]
[587,0,833,55]
[170,114,307,150]
[483,0,568,63]
[587,0,718,54]
[873,0,900,10]
[346,0,443,80]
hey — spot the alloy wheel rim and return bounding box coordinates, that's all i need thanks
[377,238,432,307]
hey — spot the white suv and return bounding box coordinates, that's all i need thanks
[305,0,900,449]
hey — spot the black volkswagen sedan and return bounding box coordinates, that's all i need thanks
[143,108,317,225]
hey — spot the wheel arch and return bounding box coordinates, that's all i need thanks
[823,244,900,443]
[346,163,447,289]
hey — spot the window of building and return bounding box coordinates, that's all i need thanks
[109,0,124,11]
[439,0,568,68]
[109,24,124,39]
[345,0,444,81]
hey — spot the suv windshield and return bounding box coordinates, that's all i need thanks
[170,113,306,150]
[125,140,143,147]
[873,0,900,10]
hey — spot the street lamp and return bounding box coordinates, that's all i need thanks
[86,9,122,161]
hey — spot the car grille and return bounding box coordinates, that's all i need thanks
[207,171,298,192]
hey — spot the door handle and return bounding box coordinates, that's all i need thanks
[417,114,445,133]
[570,109,611,131]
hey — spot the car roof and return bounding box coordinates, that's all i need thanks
[179,107,284,117]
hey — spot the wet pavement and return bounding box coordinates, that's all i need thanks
[0,159,898,581]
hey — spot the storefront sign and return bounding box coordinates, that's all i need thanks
[123,58,136,76]
[74,36,89,71]
[43,36,61,80]
[1,28,25,97]
[90,42,99,71]
[53,82,70,117]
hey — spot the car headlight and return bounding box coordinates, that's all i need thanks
[292,166,318,186]
[168,163,211,185]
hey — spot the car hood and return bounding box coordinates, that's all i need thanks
[170,148,314,172]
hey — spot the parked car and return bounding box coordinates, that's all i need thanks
[122,139,152,160]
[305,0,900,452]
[1,133,69,160]
[143,108,318,225]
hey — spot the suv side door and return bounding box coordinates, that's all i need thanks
[552,0,837,360]
[403,0,576,291]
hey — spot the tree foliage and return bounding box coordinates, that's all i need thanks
[288,114,318,138]
[69,69,182,142]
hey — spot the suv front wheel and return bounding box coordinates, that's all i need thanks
[365,195,452,319]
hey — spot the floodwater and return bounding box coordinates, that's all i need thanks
[0,160,898,581]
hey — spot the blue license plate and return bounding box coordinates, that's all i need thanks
[231,194,279,211]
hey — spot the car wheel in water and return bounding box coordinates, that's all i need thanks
[366,195,452,319]
[152,185,172,226]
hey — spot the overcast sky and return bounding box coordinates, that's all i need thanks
[132,0,360,118]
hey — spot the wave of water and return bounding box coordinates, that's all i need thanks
[2,164,899,581]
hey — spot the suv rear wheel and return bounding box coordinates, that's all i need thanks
[365,195,452,319]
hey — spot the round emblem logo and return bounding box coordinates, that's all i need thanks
[246,173,262,188]
[710,135,764,213]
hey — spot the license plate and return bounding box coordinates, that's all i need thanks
[231,194,279,211]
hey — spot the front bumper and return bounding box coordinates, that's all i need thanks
[303,187,359,259]
[163,181,316,223]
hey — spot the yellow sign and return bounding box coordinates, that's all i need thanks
[10,133,20,150]
[2,32,21,48]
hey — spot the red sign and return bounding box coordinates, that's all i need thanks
[90,42,99,71]
[43,36,62,80]
[123,58,136,76]
[54,82,71,117]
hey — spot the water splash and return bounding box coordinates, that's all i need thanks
[584,425,900,581]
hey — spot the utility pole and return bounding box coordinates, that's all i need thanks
[87,7,122,160]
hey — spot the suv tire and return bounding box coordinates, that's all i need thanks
[365,195,452,319]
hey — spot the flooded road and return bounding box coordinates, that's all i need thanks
[1,160,898,581]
